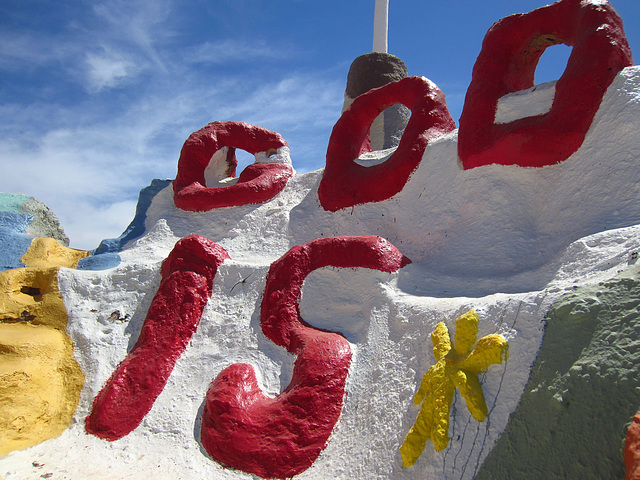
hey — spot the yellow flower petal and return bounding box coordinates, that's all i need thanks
[414,361,444,405]
[430,379,455,451]
[431,322,451,361]
[459,334,509,373]
[400,410,432,467]
[454,309,479,356]
[455,373,488,422]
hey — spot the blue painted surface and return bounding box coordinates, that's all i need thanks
[95,179,171,254]
[77,252,122,271]
[0,212,34,271]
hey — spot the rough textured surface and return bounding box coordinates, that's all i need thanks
[458,0,633,169]
[476,265,640,480]
[0,193,69,248]
[21,238,89,269]
[201,236,410,479]
[20,197,69,247]
[86,235,229,440]
[0,193,70,272]
[0,267,66,331]
[345,53,407,99]
[0,237,86,455]
[0,212,34,272]
[319,76,455,211]
[0,323,84,455]
[173,121,294,211]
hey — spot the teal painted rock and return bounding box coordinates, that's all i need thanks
[476,265,640,479]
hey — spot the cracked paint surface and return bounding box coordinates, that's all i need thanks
[399,310,508,467]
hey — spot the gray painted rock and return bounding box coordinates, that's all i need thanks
[20,196,69,247]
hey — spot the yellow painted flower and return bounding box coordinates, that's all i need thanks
[399,310,508,468]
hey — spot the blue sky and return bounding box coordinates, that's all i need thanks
[1,0,638,249]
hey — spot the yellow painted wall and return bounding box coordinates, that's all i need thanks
[0,323,84,455]
[21,237,89,270]
[0,238,88,455]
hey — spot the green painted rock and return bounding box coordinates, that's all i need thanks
[477,265,640,479]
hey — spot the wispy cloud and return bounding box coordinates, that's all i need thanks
[0,33,64,68]
[91,0,173,72]
[0,0,175,92]
[185,39,293,65]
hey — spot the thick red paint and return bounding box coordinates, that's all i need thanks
[458,0,633,169]
[85,235,229,441]
[200,236,411,479]
[173,121,294,211]
[319,76,455,212]
[625,412,640,480]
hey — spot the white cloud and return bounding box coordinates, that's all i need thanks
[85,52,133,92]
[91,0,173,72]
[0,32,82,71]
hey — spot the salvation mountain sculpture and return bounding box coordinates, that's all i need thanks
[2,0,639,479]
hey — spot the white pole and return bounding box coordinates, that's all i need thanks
[373,0,388,53]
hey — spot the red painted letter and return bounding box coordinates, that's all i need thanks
[201,236,410,479]
[173,121,294,211]
[458,0,633,169]
[319,76,455,211]
[86,235,229,440]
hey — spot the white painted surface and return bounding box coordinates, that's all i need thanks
[495,80,556,124]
